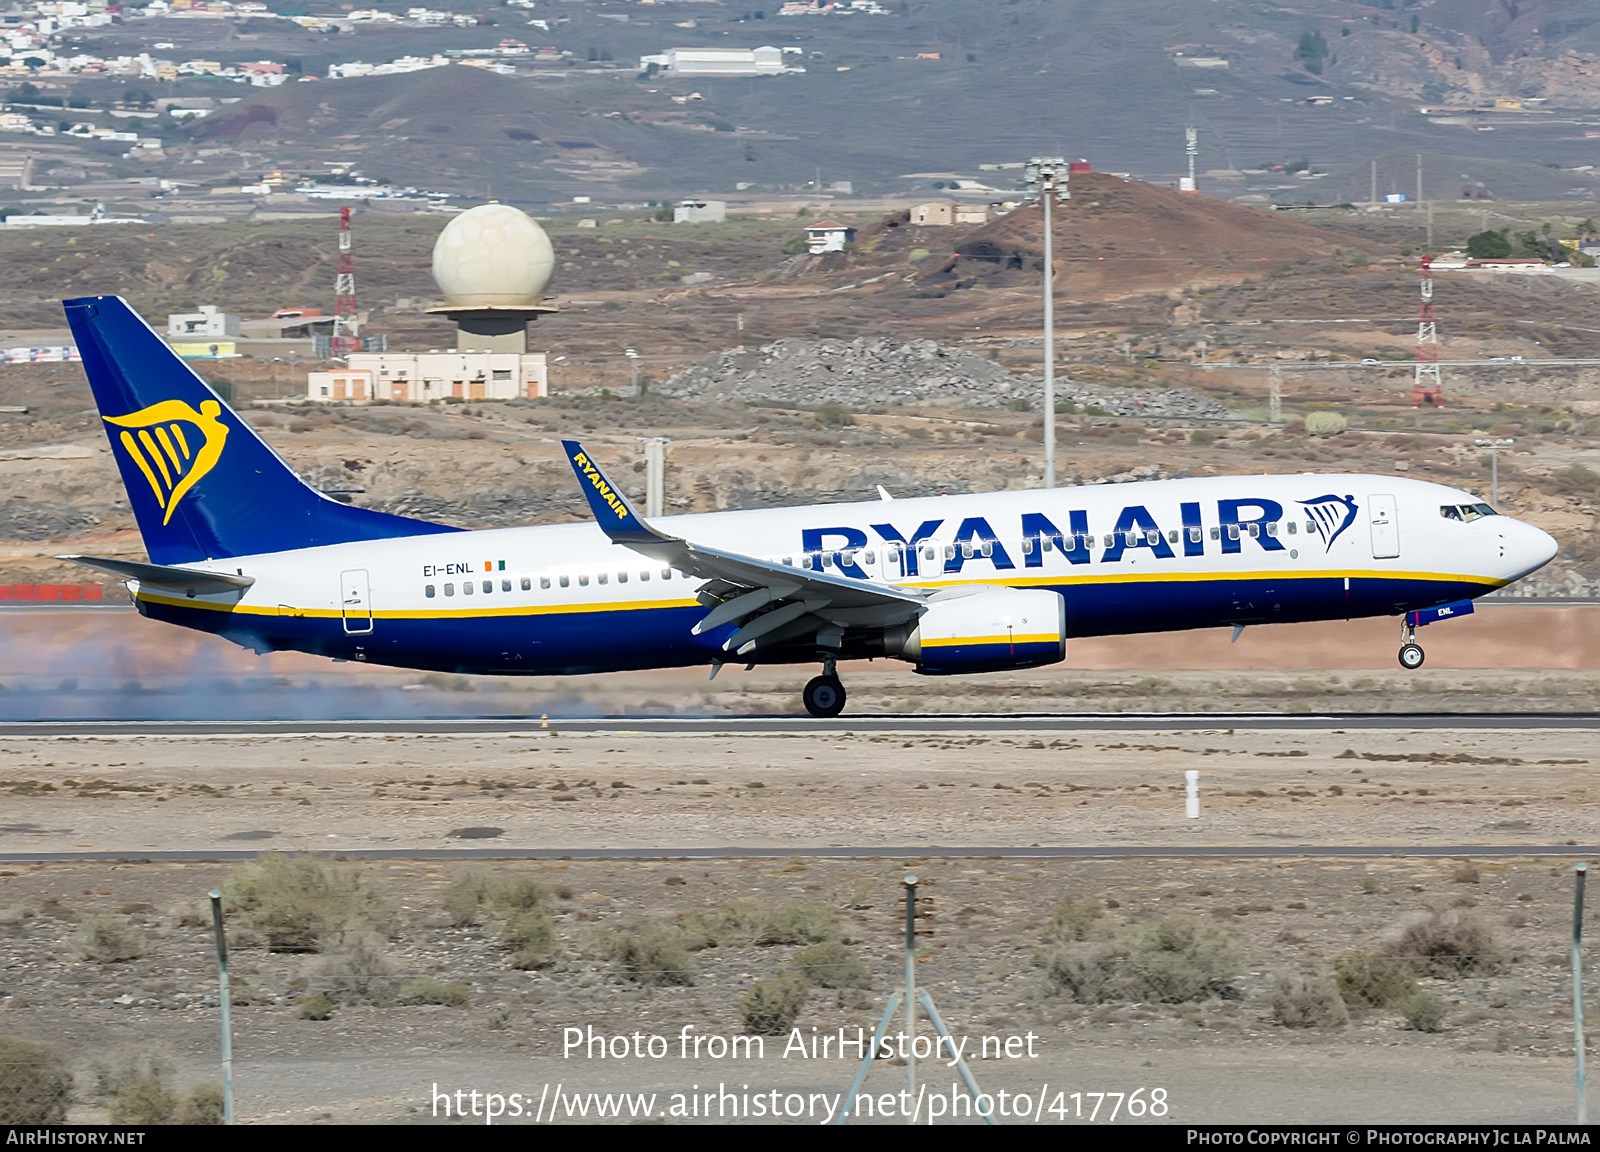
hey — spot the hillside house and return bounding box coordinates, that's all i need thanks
[911,201,954,226]
[166,305,238,338]
[307,351,549,402]
[804,220,855,253]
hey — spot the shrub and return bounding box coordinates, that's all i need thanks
[611,926,694,986]
[223,854,396,953]
[908,247,932,263]
[1334,953,1417,1008]
[739,974,809,1035]
[793,940,871,989]
[1304,411,1348,437]
[1042,898,1104,944]
[0,1037,72,1123]
[74,915,147,963]
[703,902,840,947]
[501,908,558,970]
[299,994,334,1020]
[485,876,552,914]
[813,402,855,429]
[178,1082,225,1125]
[313,929,396,1003]
[399,977,471,1007]
[1189,429,1215,446]
[1271,973,1349,1029]
[1400,989,1449,1032]
[103,1056,176,1125]
[780,235,808,256]
[1043,915,1242,1004]
[1386,908,1503,976]
[442,867,493,927]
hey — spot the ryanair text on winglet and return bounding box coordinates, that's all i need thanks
[573,451,630,521]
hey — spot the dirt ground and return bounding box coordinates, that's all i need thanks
[0,848,1595,1124]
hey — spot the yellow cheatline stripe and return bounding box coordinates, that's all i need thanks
[170,423,191,461]
[137,428,173,490]
[923,633,1060,648]
[118,430,166,509]
[153,425,184,474]
[905,569,1507,591]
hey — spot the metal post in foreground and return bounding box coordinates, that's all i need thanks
[1185,769,1200,819]
[208,889,234,1125]
[1025,157,1069,489]
[1474,438,1513,509]
[639,437,668,519]
[903,873,917,1110]
[1575,862,1588,1125]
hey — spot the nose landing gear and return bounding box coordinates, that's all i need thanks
[1398,619,1425,670]
[802,653,847,718]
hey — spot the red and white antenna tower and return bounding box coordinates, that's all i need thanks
[1412,254,1443,407]
[331,205,360,357]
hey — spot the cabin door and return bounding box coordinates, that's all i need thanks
[340,568,373,635]
[1368,494,1400,559]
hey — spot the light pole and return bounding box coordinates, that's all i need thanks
[1024,156,1069,488]
[624,347,640,397]
[1474,437,1514,508]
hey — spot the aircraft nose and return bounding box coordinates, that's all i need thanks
[1503,515,1558,577]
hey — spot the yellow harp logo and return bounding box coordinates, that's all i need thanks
[104,399,229,525]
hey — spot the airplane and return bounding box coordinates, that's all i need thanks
[59,295,1558,718]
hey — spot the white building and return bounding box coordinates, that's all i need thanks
[167,305,240,338]
[306,351,549,402]
[804,219,855,253]
[674,199,726,223]
[638,46,803,76]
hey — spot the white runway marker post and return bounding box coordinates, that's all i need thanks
[1185,770,1200,819]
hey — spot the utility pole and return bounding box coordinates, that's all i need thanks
[331,206,360,357]
[1475,437,1513,507]
[624,347,640,397]
[1268,362,1283,425]
[1025,156,1069,488]
[1370,159,1377,206]
[1416,151,1423,209]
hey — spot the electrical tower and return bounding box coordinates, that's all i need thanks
[1412,254,1443,407]
[331,206,360,357]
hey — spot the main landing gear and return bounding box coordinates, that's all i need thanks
[803,654,847,718]
[1398,619,1425,670]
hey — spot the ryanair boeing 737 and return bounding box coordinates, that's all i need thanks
[60,296,1558,717]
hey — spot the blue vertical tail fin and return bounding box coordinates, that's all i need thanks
[65,295,460,564]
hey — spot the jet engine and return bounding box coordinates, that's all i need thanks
[888,586,1066,675]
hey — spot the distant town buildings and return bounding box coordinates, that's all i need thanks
[167,305,240,338]
[638,45,804,76]
[307,351,549,402]
[804,219,855,253]
[911,201,954,226]
[674,199,726,223]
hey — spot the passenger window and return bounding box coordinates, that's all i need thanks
[863,551,875,565]
[1020,538,1034,556]
[483,580,493,593]
[598,573,608,585]
[841,550,855,566]
[640,570,650,581]
[444,583,455,596]
[1265,522,1278,537]
[961,542,974,559]
[1287,522,1297,535]
[425,584,436,598]
[520,577,531,591]
[618,572,628,583]
[944,544,956,560]
[1227,525,1240,540]
[1167,530,1179,544]
[1189,527,1202,543]
[463,581,474,595]
[502,579,512,592]
[1041,538,1053,552]
[1209,526,1220,540]
[781,557,792,566]
[1247,523,1260,538]
[1305,521,1315,534]
[821,553,834,569]
[981,541,993,557]
[1145,531,1159,545]
[924,546,936,560]
[1104,534,1114,547]
[540,577,551,590]
[578,575,589,587]
[661,569,672,579]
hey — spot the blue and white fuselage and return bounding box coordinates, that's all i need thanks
[60,295,1557,714]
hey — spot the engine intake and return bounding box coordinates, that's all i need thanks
[893,586,1066,675]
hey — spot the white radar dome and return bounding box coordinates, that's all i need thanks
[431,203,555,307]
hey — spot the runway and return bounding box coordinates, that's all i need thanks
[4,711,1600,737]
[0,843,1593,864]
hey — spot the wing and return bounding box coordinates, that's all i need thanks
[561,439,925,658]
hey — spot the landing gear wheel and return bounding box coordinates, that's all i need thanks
[803,675,847,718]
[1398,643,1426,670]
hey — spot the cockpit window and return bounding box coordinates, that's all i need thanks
[1441,503,1498,522]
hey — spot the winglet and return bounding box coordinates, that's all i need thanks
[561,439,662,545]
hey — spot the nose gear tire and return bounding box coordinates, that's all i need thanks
[1398,643,1425,670]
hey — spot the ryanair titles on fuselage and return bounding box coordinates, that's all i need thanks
[800,493,1360,578]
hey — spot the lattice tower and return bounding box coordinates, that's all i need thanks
[1413,254,1443,407]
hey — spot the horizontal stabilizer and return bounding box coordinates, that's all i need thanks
[59,554,254,596]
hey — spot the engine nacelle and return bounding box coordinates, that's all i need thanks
[893,586,1066,675]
